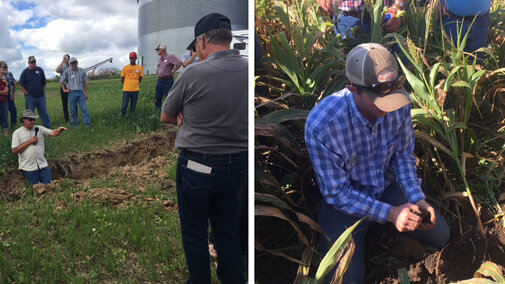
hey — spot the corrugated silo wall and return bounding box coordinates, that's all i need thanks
[138,0,248,75]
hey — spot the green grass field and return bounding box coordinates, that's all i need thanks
[0,75,163,170]
[0,75,192,282]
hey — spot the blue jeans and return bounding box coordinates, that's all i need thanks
[0,102,8,131]
[60,87,69,122]
[8,96,17,129]
[23,166,52,186]
[176,150,247,284]
[442,13,490,60]
[155,77,174,111]
[25,94,52,128]
[333,12,371,39]
[318,182,450,284]
[68,90,90,127]
[121,91,139,115]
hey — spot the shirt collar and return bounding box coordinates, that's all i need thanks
[346,87,384,128]
[206,49,240,60]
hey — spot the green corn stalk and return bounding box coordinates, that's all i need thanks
[394,18,488,234]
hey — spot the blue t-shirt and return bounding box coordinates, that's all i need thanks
[19,67,46,97]
[444,0,491,17]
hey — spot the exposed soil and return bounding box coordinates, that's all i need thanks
[255,204,505,284]
[364,207,505,283]
[0,127,178,206]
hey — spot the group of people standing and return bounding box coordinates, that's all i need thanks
[6,12,247,284]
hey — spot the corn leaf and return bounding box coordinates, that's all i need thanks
[314,218,365,282]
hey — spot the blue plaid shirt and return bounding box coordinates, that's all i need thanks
[305,88,425,223]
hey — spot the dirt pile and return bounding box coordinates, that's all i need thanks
[0,129,178,200]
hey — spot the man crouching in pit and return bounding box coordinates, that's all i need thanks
[305,43,451,284]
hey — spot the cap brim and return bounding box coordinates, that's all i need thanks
[369,87,411,112]
[23,115,39,119]
[186,38,197,51]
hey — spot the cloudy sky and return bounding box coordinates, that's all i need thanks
[0,0,138,79]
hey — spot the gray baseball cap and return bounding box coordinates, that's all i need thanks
[346,43,410,112]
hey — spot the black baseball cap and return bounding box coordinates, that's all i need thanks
[186,13,231,50]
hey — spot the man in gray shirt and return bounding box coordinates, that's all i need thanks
[60,57,91,128]
[161,13,247,284]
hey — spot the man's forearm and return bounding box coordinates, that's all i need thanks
[12,140,33,154]
[160,111,177,125]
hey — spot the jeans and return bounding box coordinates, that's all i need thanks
[318,182,450,284]
[0,102,8,131]
[176,150,247,284]
[8,95,17,129]
[442,13,490,60]
[333,12,371,39]
[68,90,91,127]
[60,87,69,122]
[23,166,52,186]
[25,94,52,128]
[155,77,174,111]
[121,91,139,115]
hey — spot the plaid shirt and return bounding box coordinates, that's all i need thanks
[338,0,396,12]
[305,88,425,223]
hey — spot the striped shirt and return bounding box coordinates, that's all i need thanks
[157,53,182,78]
[305,88,425,223]
[60,67,88,91]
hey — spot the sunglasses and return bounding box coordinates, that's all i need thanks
[26,118,35,121]
[29,61,36,64]
[353,74,406,96]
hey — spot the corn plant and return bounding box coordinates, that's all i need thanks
[393,16,491,233]
[256,0,347,108]
[451,261,505,284]
[256,190,363,284]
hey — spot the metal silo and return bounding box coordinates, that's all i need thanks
[137,0,248,75]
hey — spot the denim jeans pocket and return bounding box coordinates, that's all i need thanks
[180,160,214,200]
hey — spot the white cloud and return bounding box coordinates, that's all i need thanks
[0,0,139,79]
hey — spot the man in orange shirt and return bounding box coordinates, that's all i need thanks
[120,52,144,116]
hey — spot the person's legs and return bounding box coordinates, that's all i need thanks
[60,87,69,122]
[0,102,9,133]
[25,95,35,112]
[155,79,164,111]
[176,153,212,284]
[209,154,247,284]
[68,92,79,127]
[76,91,91,127]
[35,94,52,128]
[380,183,451,249]
[39,166,52,184]
[129,91,139,113]
[336,13,363,39]
[465,13,490,60]
[318,200,371,284]
[8,97,17,129]
[121,91,129,116]
[23,170,41,186]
